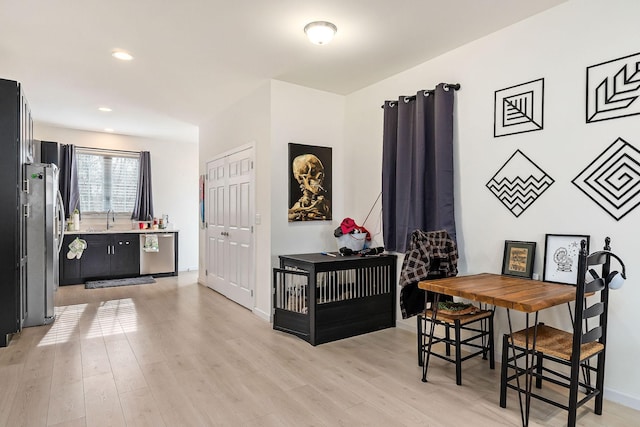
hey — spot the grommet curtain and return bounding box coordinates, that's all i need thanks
[131,151,154,221]
[382,83,457,252]
[59,144,80,216]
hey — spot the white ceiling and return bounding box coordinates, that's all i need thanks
[0,0,566,144]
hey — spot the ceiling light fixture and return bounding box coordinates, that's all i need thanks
[112,50,133,61]
[304,21,337,45]
[104,128,114,133]
[98,107,112,112]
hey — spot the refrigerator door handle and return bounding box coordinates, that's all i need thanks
[56,190,66,254]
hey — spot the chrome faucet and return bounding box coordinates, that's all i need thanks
[106,209,115,230]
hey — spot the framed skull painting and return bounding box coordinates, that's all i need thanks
[288,143,332,221]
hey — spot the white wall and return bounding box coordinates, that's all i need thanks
[198,82,272,318]
[270,81,346,257]
[34,123,199,272]
[344,0,640,407]
[198,81,346,319]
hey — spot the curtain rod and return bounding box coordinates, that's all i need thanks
[380,83,461,108]
[76,145,141,155]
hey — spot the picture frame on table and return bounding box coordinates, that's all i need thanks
[501,240,536,279]
[543,234,590,284]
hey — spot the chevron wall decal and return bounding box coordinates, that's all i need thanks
[494,78,544,137]
[486,150,555,217]
[586,51,640,123]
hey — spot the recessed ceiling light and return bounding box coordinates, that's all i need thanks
[104,128,114,133]
[98,107,112,112]
[112,50,133,61]
[304,21,337,45]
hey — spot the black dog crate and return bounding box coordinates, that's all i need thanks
[273,253,397,345]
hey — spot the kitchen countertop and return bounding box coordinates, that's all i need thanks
[65,229,179,235]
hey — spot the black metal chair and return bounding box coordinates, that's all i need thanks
[500,238,626,427]
[418,298,495,385]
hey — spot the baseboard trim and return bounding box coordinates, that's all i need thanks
[604,388,640,411]
[253,307,271,322]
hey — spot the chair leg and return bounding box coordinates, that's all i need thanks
[595,352,606,415]
[454,319,462,385]
[481,318,488,360]
[568,352,581,427]
[417,315,423,367]
[500,334,509,408]
[488,314,495,370]
[535,352,543,389]
[422,293,441,383]
[445,324,452,356]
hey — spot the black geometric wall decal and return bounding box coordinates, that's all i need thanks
[494,78,544,137]
[572,137,640,220]
[486,150,554,217]
[586,52,640,123]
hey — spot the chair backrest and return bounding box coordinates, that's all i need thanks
[573,238,625,356]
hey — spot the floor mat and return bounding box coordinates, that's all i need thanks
[85,276,156,289]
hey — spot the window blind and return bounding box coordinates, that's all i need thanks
[76,148,140,213]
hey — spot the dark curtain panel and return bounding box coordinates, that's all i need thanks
[382,83,456,252]
[131,151,154,221]
[59,144,80,216]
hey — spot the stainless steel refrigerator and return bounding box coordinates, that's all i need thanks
[24,163,65,327]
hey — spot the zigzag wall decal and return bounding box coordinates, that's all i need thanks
[587,51,640,123]
[486,150,554,217]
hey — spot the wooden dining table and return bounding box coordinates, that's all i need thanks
[418,273,577,427]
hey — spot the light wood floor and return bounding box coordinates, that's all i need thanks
[0,272,638,427]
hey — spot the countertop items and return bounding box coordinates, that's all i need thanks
[65,229,179,235]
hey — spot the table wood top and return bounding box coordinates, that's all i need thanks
[418,273,576,313]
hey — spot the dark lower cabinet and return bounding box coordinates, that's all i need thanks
[80,235,111,279]
[61,233,140,284]
[110,235,140,278]
[60,234,83,285]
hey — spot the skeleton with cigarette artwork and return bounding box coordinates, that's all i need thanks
[288,153,331,221]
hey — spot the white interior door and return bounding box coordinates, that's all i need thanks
[206,146,255,310]
[207,157,226,294]
[225,150,254,308]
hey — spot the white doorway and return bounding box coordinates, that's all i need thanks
[206,145,255,310]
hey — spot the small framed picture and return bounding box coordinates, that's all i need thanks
[543,234,590,284]
[502,240,536,279]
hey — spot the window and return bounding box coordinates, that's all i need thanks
[76,147,140,214]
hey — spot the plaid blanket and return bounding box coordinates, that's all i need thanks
[399,230,458,318]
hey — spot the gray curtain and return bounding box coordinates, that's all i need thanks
[59,144,80,216]
[382,83,457,252]
[131,151,154,221]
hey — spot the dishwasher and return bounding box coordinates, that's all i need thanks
[139,233,177,275]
